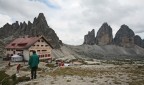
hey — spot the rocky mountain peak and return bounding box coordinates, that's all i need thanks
[114,24,135,47]
[12,21,19,26]
[119,25,134,34]
[83,29,95,45]
[101,22,109,28]
[33,13,48,28]
[134,35,144,48]
[28,21,32,25]
[95,22,113,45]
[3,23,10,27]
[37,13,45,20]
[0,13,61,48]
[12,21,19,29]
[23,21,27,25]
[83,23,144,48]
[34,13,46,22]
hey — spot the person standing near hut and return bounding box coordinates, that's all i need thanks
[28,51,39,79]
[17,64,21,73]
[8,61,11,67]
[21,54,25,65]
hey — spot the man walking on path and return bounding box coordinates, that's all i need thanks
[28,51,39,79]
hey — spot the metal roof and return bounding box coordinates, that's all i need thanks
[5,36,53,49]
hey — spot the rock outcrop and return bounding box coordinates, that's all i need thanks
[0,13,61,48]
[83,23,144,49]
[95,23,113,45]
[142,40,144,48]
[134,35,143,47]
[83,29,95,45]
[53,44,144,60]
[114,25,135,47]
[0,40,4,57]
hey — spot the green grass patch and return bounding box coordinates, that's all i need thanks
[0,71,9,81]
[48,67,112,77]
[128,80,144,85]
[0,71,30,85]
[45,63,56,68]
[0,71,14,85]
[21,66,42,71]
[21,67,30,71]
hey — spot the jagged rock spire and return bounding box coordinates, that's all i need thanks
[83,29,95,45]
[134,35,143,47]
[37,13,45,20]
[0,13,61,48]
[95,22,113,45]
[114,24,135,47]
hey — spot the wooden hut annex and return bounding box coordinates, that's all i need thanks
[5,36,53,61]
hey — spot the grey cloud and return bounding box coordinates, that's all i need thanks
[0,0,51,22]
[79,0,144,37]
[81,0,138,25]
[0,0,144,45]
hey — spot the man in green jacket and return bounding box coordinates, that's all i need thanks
[28,51,39,79]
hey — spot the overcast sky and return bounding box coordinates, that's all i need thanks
[0,0,144,45]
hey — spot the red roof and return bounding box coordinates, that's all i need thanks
[5,36,53,49]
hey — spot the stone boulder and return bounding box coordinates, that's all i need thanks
[95,23,113,45]
[114,25,135,47]
[83,29,95,45]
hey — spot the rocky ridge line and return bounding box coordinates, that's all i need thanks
[0,13,61,48]
[84,23,144,48]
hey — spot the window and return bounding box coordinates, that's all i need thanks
[38,40,40,42]
[45,54,50,57]
[33,45,35,46]
[37,50,40,52]
[42,50,47,52]
[45,45,48,47]
[45,54,47,57]
[11,43,16,46]
[40,55,44,58]
[13,51,15,54]
[48,54,50,57]
[41,40,44,42]
[37,45,39,47]
[17,43,27,46]
[30,50,34,52]
[16,50,23,51]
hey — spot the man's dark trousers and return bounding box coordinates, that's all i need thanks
[31,66,37,79]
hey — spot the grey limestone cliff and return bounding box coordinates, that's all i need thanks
[95,23,113,45]
[83,29,95,45]
[114,25,135,47]
[0,13,61,48]
[134,35,143,47]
